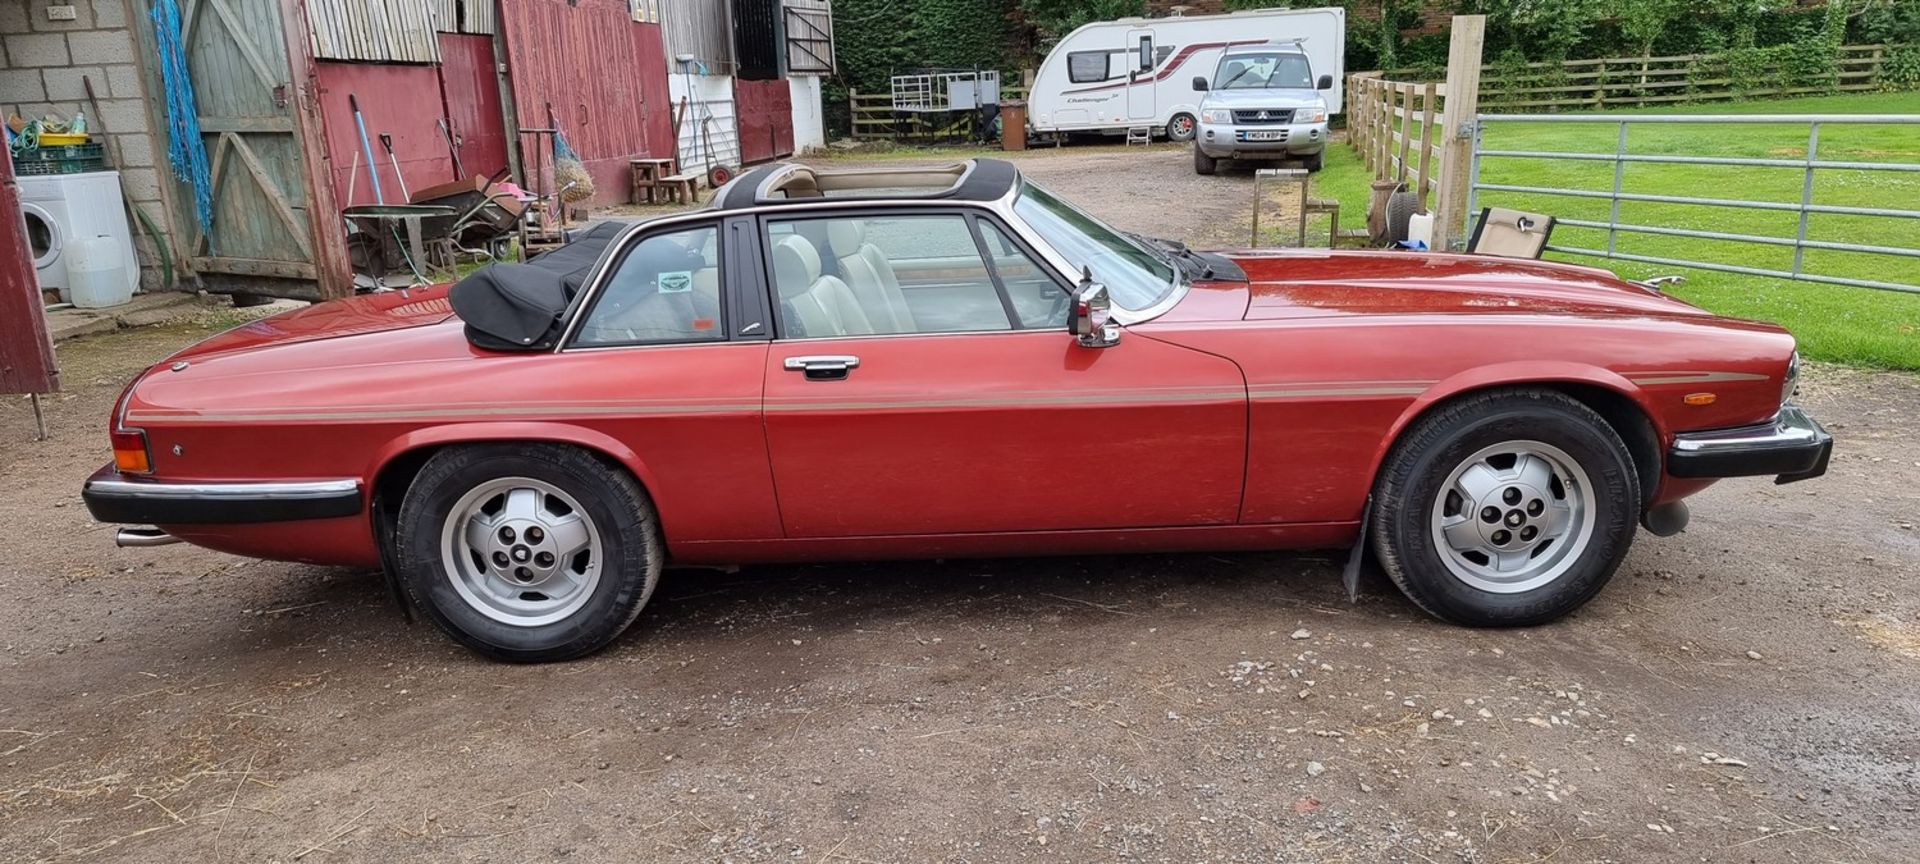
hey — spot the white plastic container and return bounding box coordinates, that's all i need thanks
[1407,210,1436,250]
[67,234,133,308]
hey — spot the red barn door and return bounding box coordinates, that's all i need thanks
[735,78,794,165]
[437,33,510,181]
[1,153,58,396]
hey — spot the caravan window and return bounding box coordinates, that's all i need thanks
[1136,36,1153,71]
[1067,51,1115,84]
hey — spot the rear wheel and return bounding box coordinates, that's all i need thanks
[1370,389,1639,626]
[397,443,661,662]
[1193,146,1218,176]
[1167,113,1197,143]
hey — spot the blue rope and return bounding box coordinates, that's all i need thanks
[151,0,213,235]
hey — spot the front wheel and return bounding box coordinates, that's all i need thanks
[1303,150,1324,172]
[1167,113,1197,143]
[1369,389,1639,626]
[1193,146,1218,176]
[397,443,662,662]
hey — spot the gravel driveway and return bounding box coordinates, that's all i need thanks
[2,145,1916,863]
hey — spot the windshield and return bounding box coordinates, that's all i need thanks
[1213,52,1313,90]
[1013,180,1177,311]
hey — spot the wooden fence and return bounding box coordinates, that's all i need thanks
[1345,73,1444,209]
[1380,43,1897,112]
[849,86,1027,141]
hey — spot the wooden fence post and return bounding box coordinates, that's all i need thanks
[1432,14,1486,252]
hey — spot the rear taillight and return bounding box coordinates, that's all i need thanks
[112,429,152,474]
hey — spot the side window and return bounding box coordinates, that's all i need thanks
[575,224,724,347]
[979,222,1068,330]
[767,214,1017,338]
[1067,51,1112,84]
[1137,36,1153,71]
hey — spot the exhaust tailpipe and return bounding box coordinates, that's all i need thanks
[116,527,182,548]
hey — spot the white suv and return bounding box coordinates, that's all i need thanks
[1191,43,1333,175]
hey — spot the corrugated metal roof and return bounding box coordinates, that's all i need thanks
[430,0,495,34]
[661,0,733,71]
[307,0,442,63]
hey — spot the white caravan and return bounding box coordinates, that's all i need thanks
[1027,7,1345,142]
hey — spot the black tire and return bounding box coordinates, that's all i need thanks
[1369,389,1640,627]
[1167,112,1197,143]
[396,443,662,662]
[1384,188,1419,245]
[1193,146,1218,176]
[1303,150,1325,172]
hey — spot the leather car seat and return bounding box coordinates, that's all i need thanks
[772,235,873,337]
[826,220,916,334]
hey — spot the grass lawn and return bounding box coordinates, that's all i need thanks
[1310,91,1920,371]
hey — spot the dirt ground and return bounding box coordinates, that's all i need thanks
[3,146,1918,864]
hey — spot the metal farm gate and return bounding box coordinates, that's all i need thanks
[1468,113,1920,295]
[170,0,351,299]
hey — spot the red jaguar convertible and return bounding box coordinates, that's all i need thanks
[84,159,1830,661]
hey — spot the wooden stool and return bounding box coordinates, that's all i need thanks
[630,157,675,204]
[659,173,699,204]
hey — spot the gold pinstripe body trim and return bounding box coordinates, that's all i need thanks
[125,381,1438,425]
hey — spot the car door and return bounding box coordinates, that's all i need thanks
[758,208,1246,538]
[557,216,783,544]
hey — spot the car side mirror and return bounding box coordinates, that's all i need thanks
[1070,281,1120,349]
[1317,74,1333,90]
[1191,76,1208,92]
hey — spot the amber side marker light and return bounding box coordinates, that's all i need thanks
[1683,393,1718,406]
[112,429,152,474]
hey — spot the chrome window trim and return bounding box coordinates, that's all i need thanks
[554,190,1188,351]
[84,478,362,500]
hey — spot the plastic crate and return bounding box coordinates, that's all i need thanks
[13,142,107,175]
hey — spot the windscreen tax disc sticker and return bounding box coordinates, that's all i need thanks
[658,271,694,294]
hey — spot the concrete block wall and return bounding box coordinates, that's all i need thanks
[2,0,180,291]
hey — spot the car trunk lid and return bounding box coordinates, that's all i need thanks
[171,284,457,361]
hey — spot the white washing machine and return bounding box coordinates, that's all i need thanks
[16,171,138,303]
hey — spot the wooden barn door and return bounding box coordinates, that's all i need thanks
[734,78,793,165]
[1,153,58,397]
[173,0,348,299]
[436,33,510,182]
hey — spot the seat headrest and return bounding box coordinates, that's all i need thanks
[772,235,822,298]
[826,220,866,257]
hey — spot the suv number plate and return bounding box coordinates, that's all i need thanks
[1242,130,1286,141]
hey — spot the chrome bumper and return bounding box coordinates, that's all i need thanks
[1197,122,1328,157]
[1668,405,1832,484]
[83,465,365,525]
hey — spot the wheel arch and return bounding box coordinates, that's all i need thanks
[1371,363,1667,506]
[364,423,670,554]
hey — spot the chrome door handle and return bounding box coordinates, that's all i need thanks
[783,355,860,380]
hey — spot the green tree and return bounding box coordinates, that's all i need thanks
[1016,0,1147,46]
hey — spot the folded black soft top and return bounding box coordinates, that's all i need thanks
[449,221,629,351]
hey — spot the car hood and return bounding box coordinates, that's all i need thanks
[1216,249,1714,320]
[1200,88,1325,110]
[170,283,458,361]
